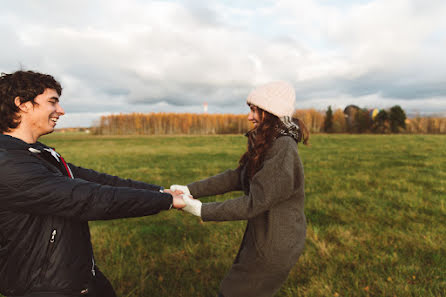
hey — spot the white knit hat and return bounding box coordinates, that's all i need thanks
[246,81,296,118]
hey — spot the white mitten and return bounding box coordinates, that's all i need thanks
[182,194,202,217]
[170,185,191,195]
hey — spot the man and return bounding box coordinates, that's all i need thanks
[0,70,185,297]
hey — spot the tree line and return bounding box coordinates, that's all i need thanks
[92,107,446,135]
[92,113,249,135]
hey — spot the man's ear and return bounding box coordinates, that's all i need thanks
[14,97,32,113]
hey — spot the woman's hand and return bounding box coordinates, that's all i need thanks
[182,194,202,217]
[169,185,191,195]
[164,189,183,196]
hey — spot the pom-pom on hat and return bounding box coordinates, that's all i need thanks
[246,81,296,118]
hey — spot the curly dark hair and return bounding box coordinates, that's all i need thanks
[0,70,62,133]
[239,106,310,182]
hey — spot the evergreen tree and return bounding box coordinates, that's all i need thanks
[324,106,334,133]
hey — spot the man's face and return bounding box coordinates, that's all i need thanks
[25,88,65,137]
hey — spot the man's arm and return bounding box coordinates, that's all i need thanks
[0,159,177,221]
[68,164,163,192]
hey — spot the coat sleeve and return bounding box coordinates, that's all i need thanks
[187,167,242,198]
[68,164,162,191]
[201,137,301,221]
[0,158,173,221]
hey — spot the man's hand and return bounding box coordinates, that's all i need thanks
[171,193,187,209]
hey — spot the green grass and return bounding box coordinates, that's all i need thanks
[30,134,446,296]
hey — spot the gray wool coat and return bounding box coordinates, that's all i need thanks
[187,136,306,297]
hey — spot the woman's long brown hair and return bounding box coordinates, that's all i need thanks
[239,107,281,181]
[239,106,310,181]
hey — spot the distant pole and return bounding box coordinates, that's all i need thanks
[203,102,208,113]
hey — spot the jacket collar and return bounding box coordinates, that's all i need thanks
[0,134,48,151]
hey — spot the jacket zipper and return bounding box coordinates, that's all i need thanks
[91,256,96,276]
[50,229,57,243]
[38,228,57,284]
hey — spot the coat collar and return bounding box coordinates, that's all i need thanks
[0,134,48,151]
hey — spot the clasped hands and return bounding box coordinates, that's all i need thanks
[165,185,202,217]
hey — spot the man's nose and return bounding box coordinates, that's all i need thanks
[57,104,65,115]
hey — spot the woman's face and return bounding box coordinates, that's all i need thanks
[248,104,262,128]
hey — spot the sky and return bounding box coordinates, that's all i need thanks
[1,0,446,127]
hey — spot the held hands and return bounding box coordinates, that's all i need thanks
[166,190,192,210]
[166,185,201,217]
[171,192,187,209]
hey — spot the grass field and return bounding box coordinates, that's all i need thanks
[33,134,446,296]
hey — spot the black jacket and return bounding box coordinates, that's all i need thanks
[0,134,173,296]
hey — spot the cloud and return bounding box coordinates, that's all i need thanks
[1,0,445,127]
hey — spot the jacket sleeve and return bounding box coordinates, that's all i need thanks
[68,164,162,192]
[0,158,173,221]
[201,137,301,221]
[187,167,242,198]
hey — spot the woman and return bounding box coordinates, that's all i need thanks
[172,81,309,297]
